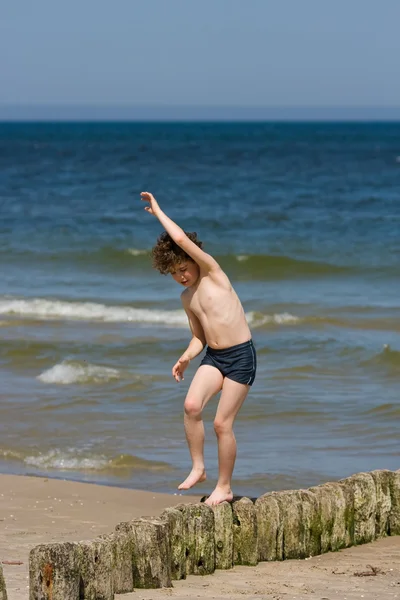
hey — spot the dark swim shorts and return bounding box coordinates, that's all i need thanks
[200,339,257,386]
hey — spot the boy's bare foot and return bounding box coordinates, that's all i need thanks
[178,468,206,490]
[204,486,233,506]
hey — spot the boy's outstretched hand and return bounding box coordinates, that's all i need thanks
[141,192,160,216]
[172,355,190,382]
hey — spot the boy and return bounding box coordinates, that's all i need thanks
[141,192,256,506]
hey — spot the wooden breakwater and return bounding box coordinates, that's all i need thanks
[25,469,400,599]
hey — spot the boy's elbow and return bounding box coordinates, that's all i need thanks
[203,254,220,272]
[193,333,206,347]
[174,233,186,245]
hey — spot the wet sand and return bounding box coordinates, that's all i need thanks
[1,474,399,600]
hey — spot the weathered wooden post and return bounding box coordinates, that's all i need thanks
[117,517,172,588]
[339,473,377,546]
[177,503,215,576]
[29,542,80,600]
[389,469,400,535]
[309,482,347,553]
[76,538,114,600]
[160,507,186,580]
[337,477,355,547]
[212,501,233,569]
[274,490,321,560]
[98,531,134,594]
[255,492,280,561]
[232,497,258,566]
[371,469,392,538]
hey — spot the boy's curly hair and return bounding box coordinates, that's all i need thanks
[152,231,203,274]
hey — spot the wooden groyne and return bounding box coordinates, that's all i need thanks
[26,469,400,599]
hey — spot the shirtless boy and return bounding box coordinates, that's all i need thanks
[141,192,256,506]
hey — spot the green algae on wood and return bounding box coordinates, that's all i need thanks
[76,538,114,600]
[232,497,258,566]
[177,503,215,576]
[274,490,321,560]
[126,517,172,589]
[340,473,377,546]
[160,507,186,580]
[98,531,134,594]
[389,470,400,535]
[0,563,8,600]
[371,469,392,538]
[338,478,355,547]
[116,518,171,588]
[29,542,80,600]
[255,493,280,561]
[212,501,233,569]
[309,482,347,553]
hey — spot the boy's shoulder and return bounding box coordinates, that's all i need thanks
[180,288,191,304]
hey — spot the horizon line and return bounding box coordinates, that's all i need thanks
[1,104,400,122]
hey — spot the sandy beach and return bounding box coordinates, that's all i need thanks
[1,474,399,600]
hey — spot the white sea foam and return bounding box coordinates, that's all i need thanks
[0,448,23,460]
[248,311,300,326]
[271,312,300,324]
[236,255,250,262]
[126,248,148,256]
[2,446,165,471]
[38,361,120,385]
[0,297,300,329]
[0,297,188,325]
[24,448,108,470]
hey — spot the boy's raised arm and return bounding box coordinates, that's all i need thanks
[141,191,219,272]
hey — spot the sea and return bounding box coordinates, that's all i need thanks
[0,121,399,497]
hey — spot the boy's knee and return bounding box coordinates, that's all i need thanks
[213,418,232,436]
[184,397,202,418]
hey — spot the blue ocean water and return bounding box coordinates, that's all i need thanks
[0,122,399,496]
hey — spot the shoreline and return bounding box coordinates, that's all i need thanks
[1,473,400,600]
[0,466,184,494]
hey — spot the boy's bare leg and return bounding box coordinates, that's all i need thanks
[178,365,224,490]
[205,378,249,506]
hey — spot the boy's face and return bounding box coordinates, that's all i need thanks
[170,260,199,287]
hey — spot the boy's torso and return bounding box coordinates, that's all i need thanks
[184,268,251,349]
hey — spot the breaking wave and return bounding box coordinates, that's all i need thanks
[37,360,121,385]
[0,448,171,472]
[0,297,300,328]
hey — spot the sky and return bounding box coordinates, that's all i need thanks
[1,0,400,118]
